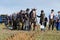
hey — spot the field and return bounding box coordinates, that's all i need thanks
[0,23,60,40]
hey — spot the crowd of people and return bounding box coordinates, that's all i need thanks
[4,8,60,31]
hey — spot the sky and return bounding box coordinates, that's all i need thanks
[0,0,60,23]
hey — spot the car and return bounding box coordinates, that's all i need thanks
[0,15,8,23]
[0,16,3,23]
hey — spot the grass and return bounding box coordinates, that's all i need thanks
[34,31,60,40]
[0,23,19,40]
[34,25,60,40]
[0,23,60,40]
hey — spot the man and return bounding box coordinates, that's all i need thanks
[11,13,18,30]
[37,10,45,25]
[31,8,37,31]
[12,18,17,30]
[48,9,55,30]
[29,9,33,30]
[56,11,60,30]
[21,10,26,30]
[16,13,21,30]
[18,10,23,30]
[24,8,30,30]
[37,10,45,31]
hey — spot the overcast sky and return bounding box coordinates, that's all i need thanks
[0,0,60,16]
[0,0,60,23]
[0,0,60,15]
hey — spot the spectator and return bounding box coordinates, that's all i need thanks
[57,11,60,30]
[21,10,26,30]
[31,8,37,31]
[48,9,55,30]
[25,8,30,30]
[37,10,45,25]
[12,18,17,30]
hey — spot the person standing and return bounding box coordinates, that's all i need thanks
[37,10,45,31]
[57,11,60,30]
[12,14,17,30]
[31,8,37,31]
[16,13,20,30]
[48,9,55,30]
[21,10,26,30]
[37,10,45,25]
[25,8,30,30]
[29,9,33,30]
[18,10,23,30]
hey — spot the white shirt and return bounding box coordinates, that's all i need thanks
[50,13,54,19]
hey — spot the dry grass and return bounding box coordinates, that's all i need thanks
[0,23,60,40]
[0,23,20,40]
